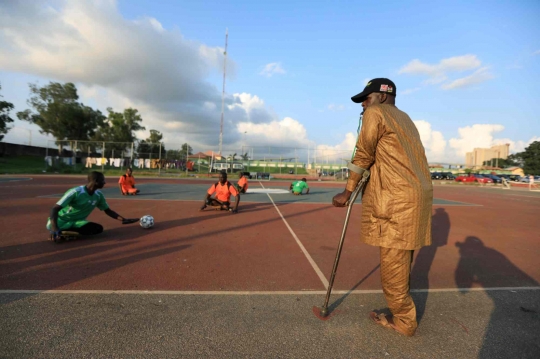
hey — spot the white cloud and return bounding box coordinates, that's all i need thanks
[399,55,481,76]
[492,136,540,154]
[441,67,494,90]
[0,0,242,150]
[238,117,307,143]
[413,120,447,162]
[259,62,285,77]
[399,55,492,90]
[401,87,421,95]
[2,124,56,148]
[534,50,540,55]
[327,103,345,111]
[448,124,505,160]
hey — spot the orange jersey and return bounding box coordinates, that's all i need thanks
[118,175,135,192]
[238,177,248,190]
[207,181,239,202]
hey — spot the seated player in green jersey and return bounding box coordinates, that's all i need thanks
[47,171,139,243]
[290,178,310,195]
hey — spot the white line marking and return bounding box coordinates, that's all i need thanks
[1,287,539,295]
[259,181,329,289]
[0,177,33,183]
[507,194,540,199]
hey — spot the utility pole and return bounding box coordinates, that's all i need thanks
[219,28,228,155]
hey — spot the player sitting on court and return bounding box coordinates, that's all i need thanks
[47,171,139,243]
[290,178,310,195]
[118,167,140,195]
[200,171,240,213]
[236,172,249,194]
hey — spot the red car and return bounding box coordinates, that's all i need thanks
[455,174,493,183]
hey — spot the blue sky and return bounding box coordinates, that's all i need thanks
[1,0,539,163]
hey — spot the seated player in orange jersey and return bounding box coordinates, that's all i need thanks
[118,168,140,196]
[200,171,240,213]
[236,172,249,193]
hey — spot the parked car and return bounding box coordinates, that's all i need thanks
[483,174,502,183]
[520,176,531,183]
[455,174,493,183]
[440,172,456,180]
[455,175,476,183]
[473,174,493,184]
[507,175,522,182]
[431,172,442,180]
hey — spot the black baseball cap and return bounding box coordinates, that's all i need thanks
[351,78,397,103]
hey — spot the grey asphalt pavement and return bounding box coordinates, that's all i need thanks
[1,289,539,359]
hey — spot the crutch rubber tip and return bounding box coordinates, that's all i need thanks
[312,306,332,320]
[320,307,329,317]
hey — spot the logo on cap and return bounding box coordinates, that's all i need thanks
[380,84,388,92]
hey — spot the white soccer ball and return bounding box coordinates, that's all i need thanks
[140,215,154,229]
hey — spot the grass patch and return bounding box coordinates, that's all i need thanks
[0,156,47,174]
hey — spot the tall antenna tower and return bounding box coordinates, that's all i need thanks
[219,28,228,155]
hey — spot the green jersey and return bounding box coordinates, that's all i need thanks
[47,186,109,230]
[292,181,309,193]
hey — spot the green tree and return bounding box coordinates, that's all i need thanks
[0,84,14,141]
[165,149,182,160]
[93,107,146,157]
[482,157,519,168]
[149,130,165,157]
[135,130,165,159]
[181,143,193,159]
[519,141,540,175]
[17,82,105,151]
[240,152,249,160]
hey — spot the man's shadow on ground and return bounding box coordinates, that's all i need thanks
[454,236,540,358]
[411,207,451,322]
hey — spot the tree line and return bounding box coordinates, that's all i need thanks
[0,81,193,160]
[482,143,540,175]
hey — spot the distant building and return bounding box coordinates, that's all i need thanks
[465,144,510,168]
[504,166,524,177]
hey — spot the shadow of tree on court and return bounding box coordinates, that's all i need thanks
[411,207,451,323]
[455,236,540,358]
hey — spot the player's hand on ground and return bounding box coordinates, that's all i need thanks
[49,230,62,242]
[122,218,139,224]
[332,191,350,207]
[229,208,238,214]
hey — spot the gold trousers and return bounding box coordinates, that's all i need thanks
[380,247,417,336]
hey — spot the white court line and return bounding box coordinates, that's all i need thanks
[258,181,329,289]
[0,177,33,183]
[1,287,539,295]
[507,194,540,198]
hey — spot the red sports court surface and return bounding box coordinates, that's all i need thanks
[0,175,539,293]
